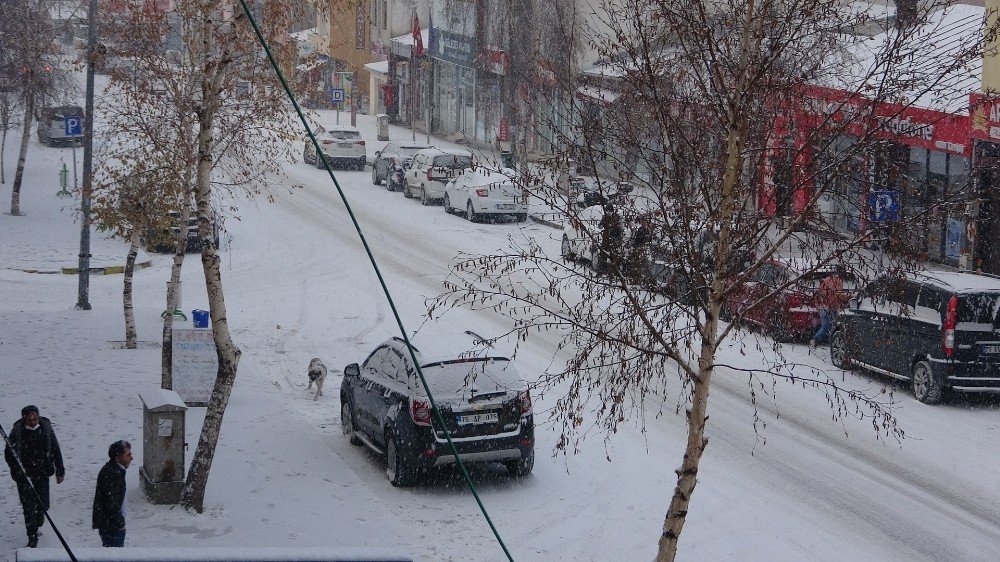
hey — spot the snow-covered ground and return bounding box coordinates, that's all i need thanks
[2,108,1000,562]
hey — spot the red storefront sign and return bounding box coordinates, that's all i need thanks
[498,118,510,142]
[969,92,1000,141]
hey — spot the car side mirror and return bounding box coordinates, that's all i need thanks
[344,363,360,378]
[848,298,858,309]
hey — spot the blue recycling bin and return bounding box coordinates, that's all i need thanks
[192,309,210,329]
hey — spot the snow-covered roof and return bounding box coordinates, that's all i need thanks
[392,28,429,48]
[823,4,984,114]
[911,270,1000,293]
[138,388,187,411]
[576,86,620,105]
[364,60,389,76]
[456,167,517,186]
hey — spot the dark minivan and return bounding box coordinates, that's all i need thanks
[830,271,1000,403]
[340,334,534,486]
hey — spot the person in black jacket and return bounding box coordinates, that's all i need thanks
[4,405,65,548]
[92,440,132,547]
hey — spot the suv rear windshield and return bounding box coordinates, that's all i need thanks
[399,146,423,157]
[420,358,520,397]
[433,155,472,168]
[957,293,1000,325]
[329,130,361,140]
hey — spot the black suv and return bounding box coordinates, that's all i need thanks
[830,271,1000,403]
[340,335,534,486]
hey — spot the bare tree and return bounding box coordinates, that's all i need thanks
[431,1,988,559]
[97,0,301,512]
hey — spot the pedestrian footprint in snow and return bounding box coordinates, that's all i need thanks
[3,405,66,548]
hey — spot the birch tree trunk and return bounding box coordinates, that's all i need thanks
[10,84,34,216]
[123,229,140,349]
[180,2,243,513]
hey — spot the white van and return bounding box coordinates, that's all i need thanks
[443,167,528,222]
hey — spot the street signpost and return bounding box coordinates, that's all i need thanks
[868,189,900,269]
[331,88,345,124]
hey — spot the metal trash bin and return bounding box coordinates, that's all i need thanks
[139,389,187,504]
[376,113,389,141]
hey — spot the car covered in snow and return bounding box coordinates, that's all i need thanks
[371,141,429,188]
[402,147,473,205]
[443,167,528,222]
[303,125,366,170]
[339,332,534,486]
[830,271,1000,403]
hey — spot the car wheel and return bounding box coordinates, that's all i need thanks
[466,201,479,223]
[443,194,452,214]
[504,449,534,477]
[515,213,528,222]
[561,234,576,261]
[420,187,431,206]
[372,165,382,185]
[830,329,850,369]
[911,360,943,404]
[403,183,413,198]
[385,429,416,487]
[767,313,791,343]
[303,147,312,165]
[341,401,361,446]
[357,157,365,171]
[315,153,326,169]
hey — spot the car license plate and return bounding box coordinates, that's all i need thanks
[497,204,515,210]
[456,412,498,425]
[982,344,1000,354]
[338,142,353,148]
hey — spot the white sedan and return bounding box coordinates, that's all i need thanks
[303,125,367,170]
[443,168,527,222]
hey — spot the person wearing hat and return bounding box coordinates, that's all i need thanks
[92,440,132,547]
[4,405,65,548]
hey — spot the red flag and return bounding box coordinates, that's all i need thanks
[412,14,424,57]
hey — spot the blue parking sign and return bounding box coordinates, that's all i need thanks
[868,190,900,223]
[330,88,345,103]
[64,115,82,136]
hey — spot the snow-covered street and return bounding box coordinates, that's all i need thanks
[3,112,1000,561]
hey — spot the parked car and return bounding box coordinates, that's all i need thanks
[560,204,605,263]
[403,148,473,205]
[339,333,534,486]
[372,142,429,188]
[144,210,221,253]
[443,167,527,222]
[722,258,843,342]
[37,105,84,147]
[303,125,366,170]
[830,271,1000,403]
[574,180,634,209]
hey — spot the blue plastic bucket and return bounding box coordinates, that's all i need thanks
[192,309,210,329]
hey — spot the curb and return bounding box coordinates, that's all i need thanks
[529,214,563,230]
[59,260,152,275]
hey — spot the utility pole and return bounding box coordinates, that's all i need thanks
[76,0,97,310]
[410,2,416,142]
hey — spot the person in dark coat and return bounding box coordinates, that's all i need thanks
[4,405,65,548]
[92,440,132,547]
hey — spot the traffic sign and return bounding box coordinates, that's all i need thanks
[64,115,82,136]
[330,88,345,103]
[868,189,900,223]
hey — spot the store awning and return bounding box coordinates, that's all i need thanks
[364,60,389,76]
[576,86,620,106]
[390,28,429,58]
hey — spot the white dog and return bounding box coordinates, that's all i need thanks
[307,358,327,401]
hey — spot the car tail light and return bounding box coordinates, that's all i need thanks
[943,295,958,357]
[410,398,432,426]
[322,139,333,144]
[518,390,532,415]
[355,140,365,146]
[426,168,434,181]
[475,188,489,197]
